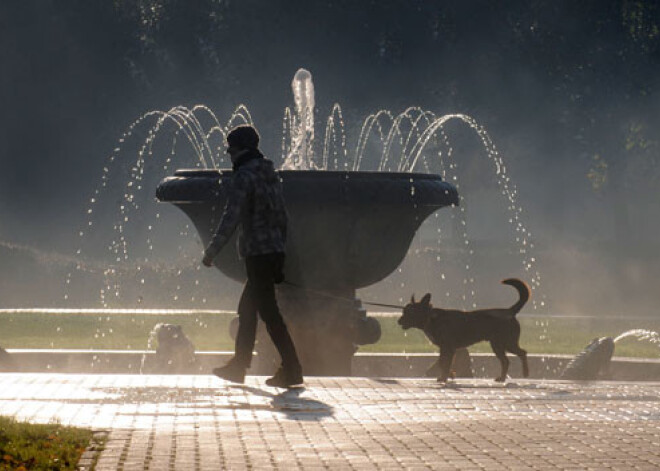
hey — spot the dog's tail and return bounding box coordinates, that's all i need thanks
[502,278,530,315]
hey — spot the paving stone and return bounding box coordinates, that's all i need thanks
[1,374,660,469]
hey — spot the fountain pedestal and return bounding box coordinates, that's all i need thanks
[247,286,378,376]
[157,169,458,375]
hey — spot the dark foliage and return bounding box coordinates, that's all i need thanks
[1,1,660,312]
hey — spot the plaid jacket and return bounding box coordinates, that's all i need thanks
[206,155,288,258]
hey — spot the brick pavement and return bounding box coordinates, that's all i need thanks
[1,373,659,470]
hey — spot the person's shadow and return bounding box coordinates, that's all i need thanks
[232,385,334,421]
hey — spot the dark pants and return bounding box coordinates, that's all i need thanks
[233,253,301,372]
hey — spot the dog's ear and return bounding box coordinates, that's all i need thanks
[411,294,416,304]
[420,293,431,306]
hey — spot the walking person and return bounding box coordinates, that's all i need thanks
[202,125,303,388]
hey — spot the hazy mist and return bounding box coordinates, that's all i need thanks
[1,1,659,317]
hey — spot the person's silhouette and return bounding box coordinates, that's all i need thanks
[203,125,303,388]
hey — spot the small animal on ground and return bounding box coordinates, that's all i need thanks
[153,324,196,373]
[398,278,530,383]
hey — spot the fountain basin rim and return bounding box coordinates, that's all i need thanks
[159,168,460,209]
[172,168,447,181]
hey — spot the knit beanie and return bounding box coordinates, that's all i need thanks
[227,125,260,149]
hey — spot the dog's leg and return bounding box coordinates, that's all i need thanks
[452,348,473,378]
[507,345,529,378]
[490,342,509,382]
[437,348,455,383]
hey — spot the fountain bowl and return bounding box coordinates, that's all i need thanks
[156,169,459,290]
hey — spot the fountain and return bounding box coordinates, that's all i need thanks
[157,169,457,375]
[156,70,459,375]
[560,337,615,380]
[50,66,546,376]
[561,329,660,380]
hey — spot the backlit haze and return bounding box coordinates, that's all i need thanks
[1,1,659,318]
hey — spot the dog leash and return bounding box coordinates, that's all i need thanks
[281,281,405,310]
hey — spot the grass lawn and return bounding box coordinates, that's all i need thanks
[0,311,659,358]
[0,311,235,351]
[0,417,94,471]
[366,316,660,358]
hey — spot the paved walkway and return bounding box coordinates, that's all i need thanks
[1,374,660,470]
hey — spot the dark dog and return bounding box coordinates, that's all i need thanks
[398,278,530,383]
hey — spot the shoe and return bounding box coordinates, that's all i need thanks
[212,361,246,384]
[265,367,303,388]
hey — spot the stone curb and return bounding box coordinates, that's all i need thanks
[76,431,108,471]
[5,349,660,380]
